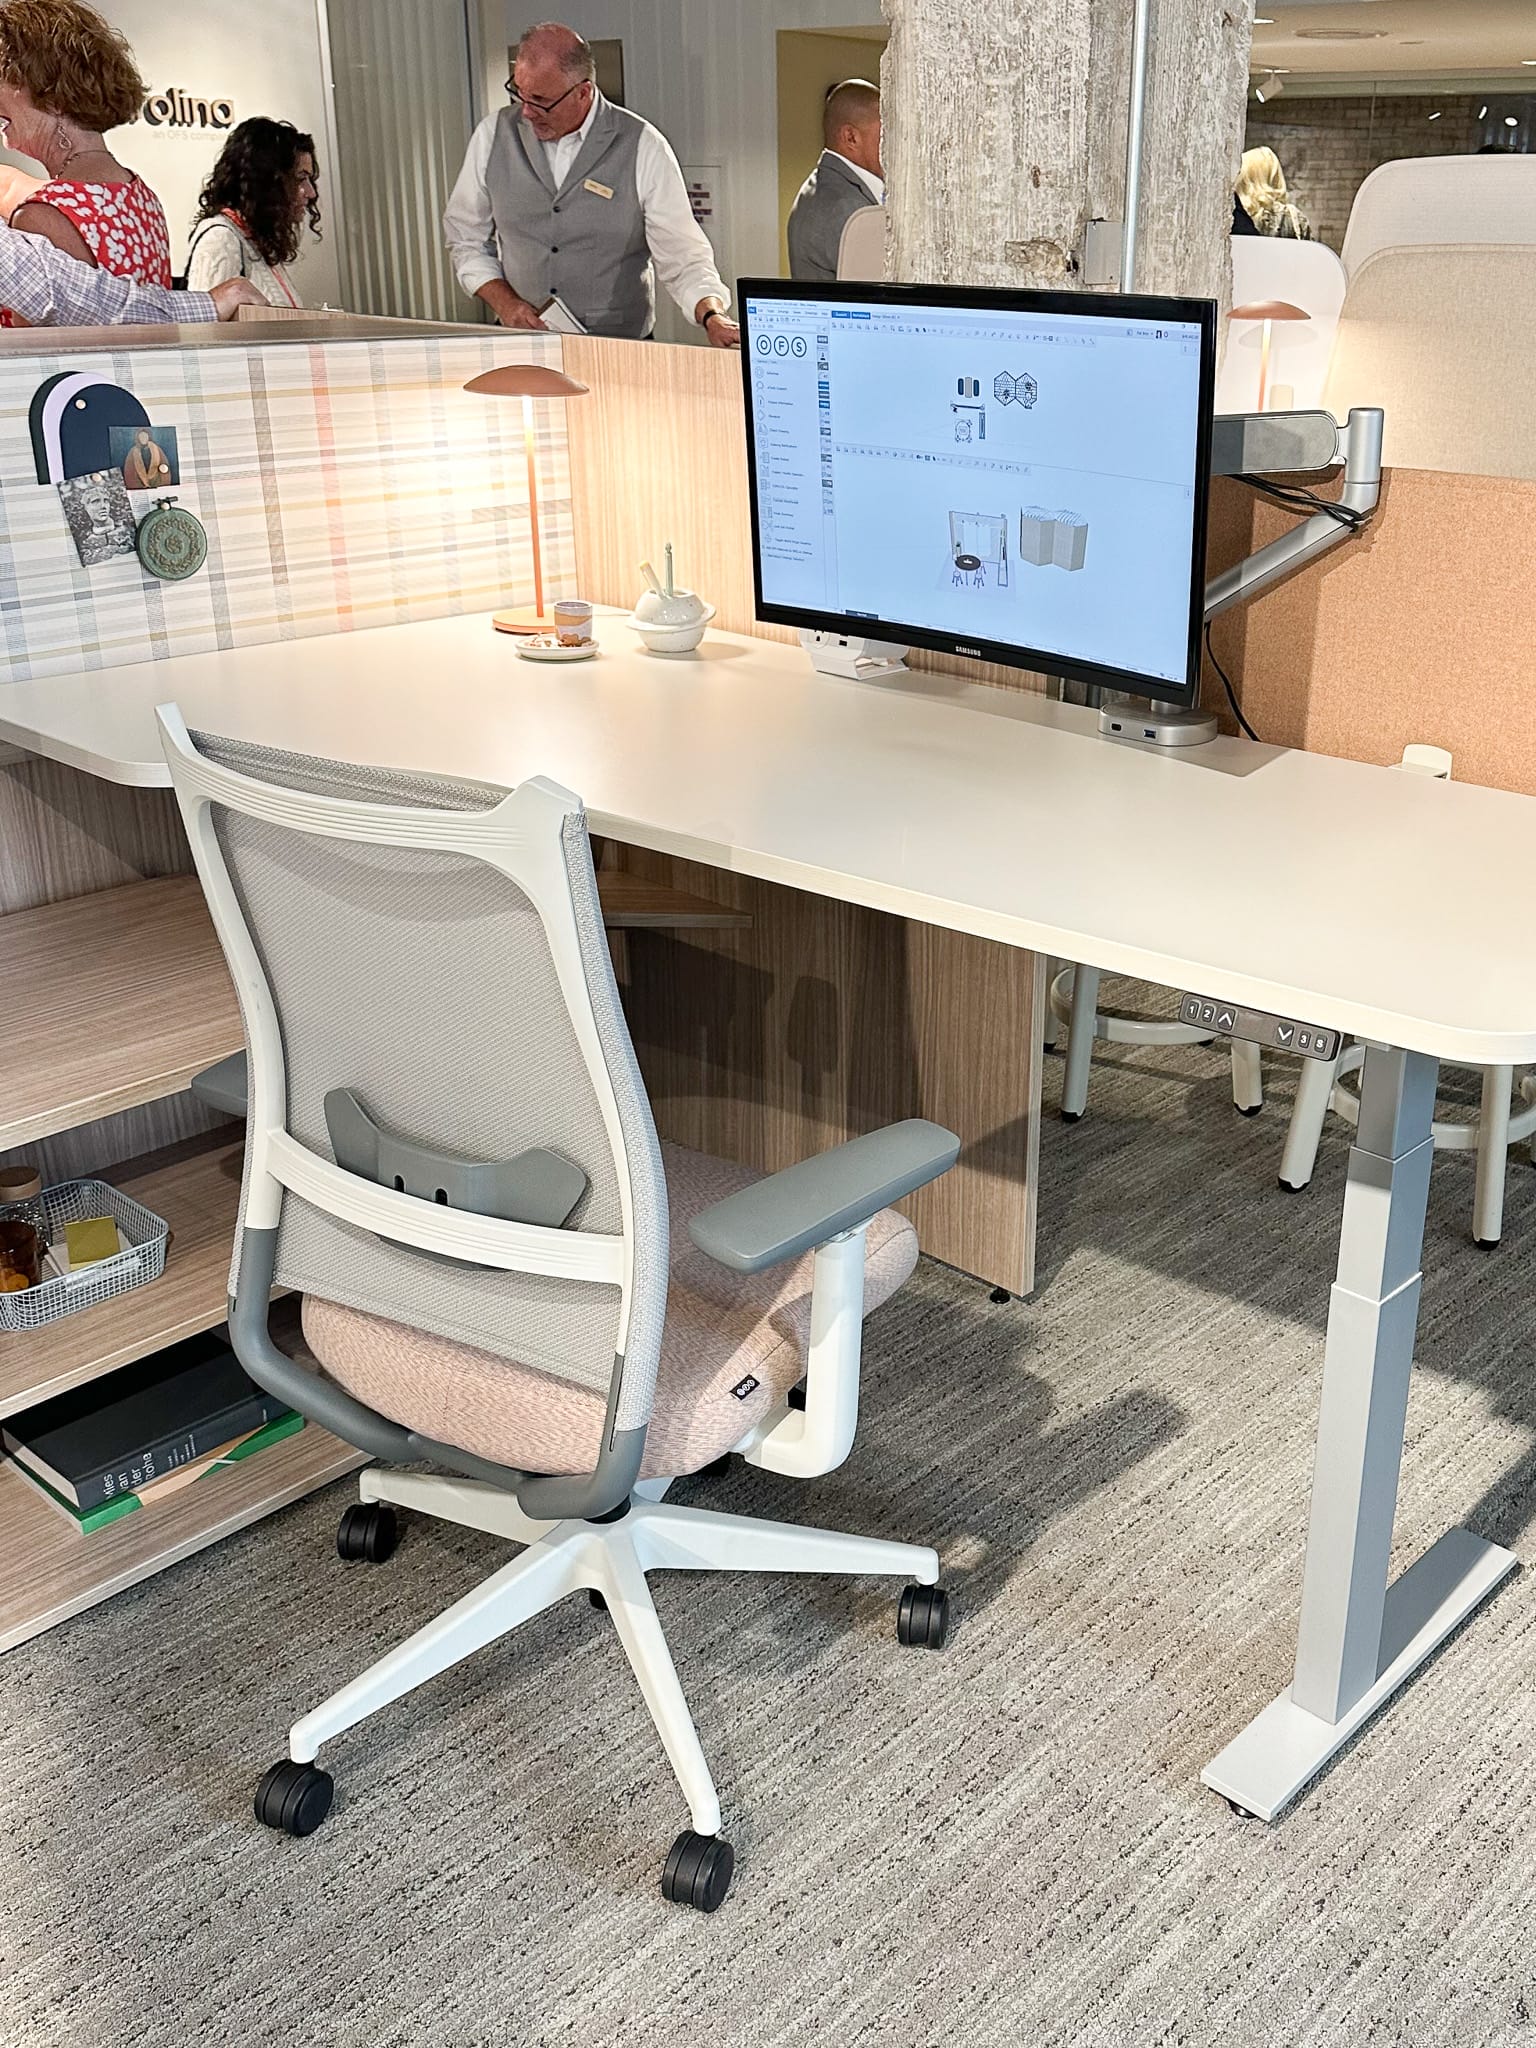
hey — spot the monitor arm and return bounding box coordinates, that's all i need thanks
[1203,406,1384,623]
[1096,405,1384,750]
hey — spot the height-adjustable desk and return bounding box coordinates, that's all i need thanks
[3,606,1532,1820]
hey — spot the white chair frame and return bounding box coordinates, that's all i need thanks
[158,707,945,1907]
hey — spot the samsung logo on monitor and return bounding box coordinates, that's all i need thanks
[955,643,984,657]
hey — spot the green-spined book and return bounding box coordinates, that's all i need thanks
[11,1409,305,1535]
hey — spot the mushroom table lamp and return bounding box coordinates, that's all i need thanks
[464,362,590,635]
[1229,298,1309,414]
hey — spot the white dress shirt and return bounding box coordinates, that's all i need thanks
[0,222,217,325]
[444,94,730,323]
[824,151,884,206]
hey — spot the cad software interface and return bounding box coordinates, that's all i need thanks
[745,291,1206,689]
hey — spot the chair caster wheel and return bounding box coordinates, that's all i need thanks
[1060,1109,1083,1125]
[588,1589,607,1610]
[1236,1104,1262,1118]
[337,1502,398,1563]
[1277,1177,1304,1193]
[254,1758,333,1836]
[1473,1238,1499,1251]
[661,1829,734,1911]
[989,1286,1011,1305]
[897,1583,950,1649]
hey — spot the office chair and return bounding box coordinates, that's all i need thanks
[160,711,959,1913]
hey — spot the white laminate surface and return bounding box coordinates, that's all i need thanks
[2,610,1531,1066]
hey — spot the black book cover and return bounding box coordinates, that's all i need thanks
[2,1329,289,1510]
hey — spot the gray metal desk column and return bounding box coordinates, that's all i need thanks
[1203,1043,1518,1819]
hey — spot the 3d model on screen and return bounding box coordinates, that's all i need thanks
[952,403,986,443]
[993,370,1039,409]
[949,511,1010,587]
[1019,506,1088,572]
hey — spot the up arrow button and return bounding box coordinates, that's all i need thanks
[1215,1008,1236,1033]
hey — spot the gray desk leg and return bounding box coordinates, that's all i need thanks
[1061,963,1100,1120]
[1202,1044,1517,1820]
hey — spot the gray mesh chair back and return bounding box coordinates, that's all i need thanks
[157,711,668,1517]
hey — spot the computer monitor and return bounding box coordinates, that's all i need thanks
[739,280,1217,706]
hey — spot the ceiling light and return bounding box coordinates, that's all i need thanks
[1508,115,1521,127]
[1524,58,1536,65]
[1254,72,1284,104]
[1427,111,1441,121]
[1479,105,1489,119]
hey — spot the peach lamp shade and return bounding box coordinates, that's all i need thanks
[1228,299,1309,415]
[463,363,591,636]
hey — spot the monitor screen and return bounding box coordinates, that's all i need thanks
[740,280,1216,705]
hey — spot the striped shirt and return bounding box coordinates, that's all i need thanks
[0,222,216,327]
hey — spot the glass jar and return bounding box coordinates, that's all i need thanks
[0,1220,40,1292]
[0,1166,49,1290]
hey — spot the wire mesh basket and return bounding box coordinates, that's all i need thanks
[0,1180,170,1333]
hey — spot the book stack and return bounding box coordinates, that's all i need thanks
[2,1329,299,1534]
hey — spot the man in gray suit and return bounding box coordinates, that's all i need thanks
[787,80,883,285]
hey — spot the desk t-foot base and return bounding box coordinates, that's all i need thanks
[1202,1527,1517,1821]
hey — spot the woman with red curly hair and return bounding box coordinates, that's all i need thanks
[0,0,170,325]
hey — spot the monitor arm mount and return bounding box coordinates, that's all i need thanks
[1096,405,1385,749]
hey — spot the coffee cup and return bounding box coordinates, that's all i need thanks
[554,598,594,647]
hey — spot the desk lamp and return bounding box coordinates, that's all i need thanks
[1229,298,1308,413]
[464,363,589,635]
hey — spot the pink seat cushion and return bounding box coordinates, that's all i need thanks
[301,1141,919,1480]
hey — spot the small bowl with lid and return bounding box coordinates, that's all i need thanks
[628,587,716,655]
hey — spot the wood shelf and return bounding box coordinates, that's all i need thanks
[0,1137,250,1423]
[0,1420,363,1653]
[596,871,751,930]
[0,876,241,1153]
[0,869,742,1160]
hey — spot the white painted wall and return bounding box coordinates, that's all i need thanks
[1,0,343,305]
[479,1,884,340]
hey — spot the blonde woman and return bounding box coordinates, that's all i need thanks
[1236,146,1312,240]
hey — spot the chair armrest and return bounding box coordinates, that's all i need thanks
[192,1050,249,1119]
[688,1119,960,1275]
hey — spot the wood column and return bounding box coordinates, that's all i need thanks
[881,0,1253,305]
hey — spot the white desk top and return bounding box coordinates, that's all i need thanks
[2,610,1531,1065]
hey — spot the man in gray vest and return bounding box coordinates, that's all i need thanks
[787,80,884,285]
[444,22,738,346]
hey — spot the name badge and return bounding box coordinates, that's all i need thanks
[583,178,614,200]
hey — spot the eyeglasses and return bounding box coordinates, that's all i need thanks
[505,77,589,117]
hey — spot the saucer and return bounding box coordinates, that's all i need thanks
[514,636,599,662]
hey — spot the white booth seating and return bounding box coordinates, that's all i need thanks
[1341,152,1536,277]
[1215,238,1346,415]
[836,204,884,283]
[1323,243,1536,479]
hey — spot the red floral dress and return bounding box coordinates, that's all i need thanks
[2,176,172,325]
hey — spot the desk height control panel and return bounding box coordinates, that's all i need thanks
[1181,995,1341,1063]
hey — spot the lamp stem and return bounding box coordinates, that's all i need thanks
[1257,320,1272,413]
[523,392,544,625]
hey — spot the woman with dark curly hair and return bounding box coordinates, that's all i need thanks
[0,0,171,326]
[187,118,321,308]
